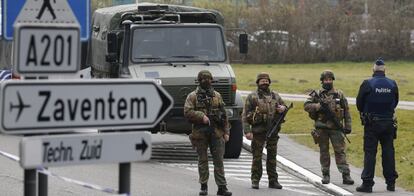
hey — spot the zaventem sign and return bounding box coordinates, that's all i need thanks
[0,80,173,134]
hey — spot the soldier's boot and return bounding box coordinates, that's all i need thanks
[199,183,208,196]
[251,182,259,189]
[269,180,283,189]
[217,185,232,196]
[321,174,330,184]
[356,184,372,193]
[342,173,354,185]
[387,184,395,192]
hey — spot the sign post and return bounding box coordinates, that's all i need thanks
[2,1,172,195]
[8,0,83,195]
[0,80,173,134]
[20,132,151,168]
[2,0,90,41]
[1,79,172,195]
[16,26,80,74]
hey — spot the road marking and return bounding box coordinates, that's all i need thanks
[243,138,353,196]
[152,142,328,195]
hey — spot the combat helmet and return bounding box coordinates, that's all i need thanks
[197,70,213,81]
[256,72,271,84]
[320,70,335,81]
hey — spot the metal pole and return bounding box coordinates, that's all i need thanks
[38,168,48,196]
[119,162,131,194]
[364,0,369,29]
[24,169,37,196]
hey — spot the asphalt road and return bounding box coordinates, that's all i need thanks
[0,133,331,196]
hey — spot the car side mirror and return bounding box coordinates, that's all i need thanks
[239,33,248,54]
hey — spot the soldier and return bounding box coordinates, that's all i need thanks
[304,70,354,185]
[356,58,399,193]
[184,70,232,196]
[243,72,286,189]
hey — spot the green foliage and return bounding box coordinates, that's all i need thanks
[192,0,248,28]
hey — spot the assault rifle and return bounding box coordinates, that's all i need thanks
[197,93,226,131]
[266,103,293,139]
[309,90,351,143]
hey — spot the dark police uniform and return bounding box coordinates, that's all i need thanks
[356,71,399,189]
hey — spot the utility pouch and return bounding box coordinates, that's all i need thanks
[360,113,365,125]
[189,134,196,149]
[308,112,318,120]
[392,118,398,139]
[311,129,321,144]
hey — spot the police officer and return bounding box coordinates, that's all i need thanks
[243,72,286,189]
[356,58,399,193]
[184,70,232,196]
[304,70,354,185]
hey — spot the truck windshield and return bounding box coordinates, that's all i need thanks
[131,26,226,63]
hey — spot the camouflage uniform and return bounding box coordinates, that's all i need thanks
[184,71,230,194]
[242,73,286,187]
[304,70,353,184]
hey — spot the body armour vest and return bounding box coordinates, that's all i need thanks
[310,89,347,130]
[249,90,284,133]
[195,91,221,115]
[364,75,397,117]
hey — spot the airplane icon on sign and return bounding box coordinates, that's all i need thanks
[10,92,31,122]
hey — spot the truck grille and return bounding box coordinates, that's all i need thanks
[163,85,233,107]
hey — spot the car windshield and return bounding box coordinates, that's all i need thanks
[131,26,226,63]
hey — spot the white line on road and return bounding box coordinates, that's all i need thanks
[243,138,353,196]
[234,177,323,196]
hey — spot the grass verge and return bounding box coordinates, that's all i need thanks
[280,102,414,191]
[233,61,414,101]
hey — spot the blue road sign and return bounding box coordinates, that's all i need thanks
[0,9,2,38]
[113,0,135,6]
[1,0,90,41]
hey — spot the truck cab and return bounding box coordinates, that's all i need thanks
[88,3,248,158]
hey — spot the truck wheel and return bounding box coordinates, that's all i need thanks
[224,120,243,158]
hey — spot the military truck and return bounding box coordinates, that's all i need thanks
[87,3,248,158]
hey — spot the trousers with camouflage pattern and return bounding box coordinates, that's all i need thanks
[195,132,227,186]
[251,132,279,184]
[318,128,350,175]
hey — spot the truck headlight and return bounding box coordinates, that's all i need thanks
[225,109,234,118]
[154,79,162,85]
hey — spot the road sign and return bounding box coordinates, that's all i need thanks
[0,80,173,134]
[1,0,90,41]
[16,26,80,73]
[113,0,136,6]
[0,6,2,37]
[20,132,151,169]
